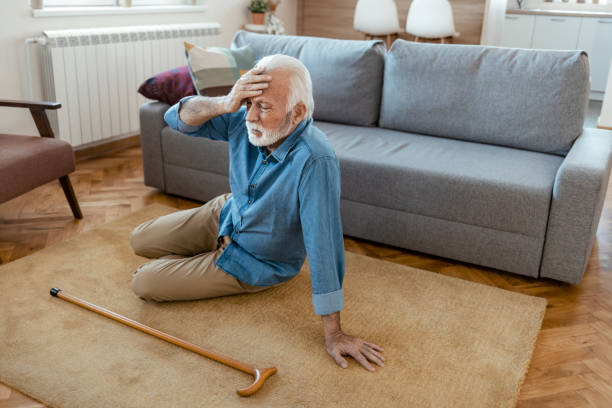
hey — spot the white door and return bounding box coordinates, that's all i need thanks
[501,14,535,48]
[532,16,582,50]
[577,17,612,92]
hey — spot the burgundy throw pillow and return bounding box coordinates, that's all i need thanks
[138,65,196,105]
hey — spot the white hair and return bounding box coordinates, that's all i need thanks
[256,54,315,120]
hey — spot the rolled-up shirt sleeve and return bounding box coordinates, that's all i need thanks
[163,95,239,141]
[298,156,345,315]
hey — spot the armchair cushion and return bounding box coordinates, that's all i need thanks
[0,134,75,203]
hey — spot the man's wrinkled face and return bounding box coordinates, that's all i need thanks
[245,68,296,147]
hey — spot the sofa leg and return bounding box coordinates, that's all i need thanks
[59,175,83,219]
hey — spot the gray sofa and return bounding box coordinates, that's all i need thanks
[139,31,612,285]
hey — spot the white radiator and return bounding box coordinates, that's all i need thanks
[38,23,220,147]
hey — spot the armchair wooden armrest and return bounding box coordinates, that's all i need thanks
[0,99,61,110]
[0,99,61,138]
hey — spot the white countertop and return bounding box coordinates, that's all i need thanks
[507,8,612,18]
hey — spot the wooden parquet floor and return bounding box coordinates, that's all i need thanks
[1,145,611,407]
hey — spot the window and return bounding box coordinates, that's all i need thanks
[43,0,192,6]
[44,0,115,5]
[35,0,204,17]
[132,0,191,4]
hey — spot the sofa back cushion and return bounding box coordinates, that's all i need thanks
[379,40,590,155]
[232,30,386,126]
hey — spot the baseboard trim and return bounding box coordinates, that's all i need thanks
[75,135,141,162]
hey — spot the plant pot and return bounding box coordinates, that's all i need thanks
[251,12,265,25]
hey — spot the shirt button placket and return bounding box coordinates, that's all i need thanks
[250,159,265,206]
[249,184,255,204]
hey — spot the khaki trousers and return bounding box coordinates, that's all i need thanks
[129,193,279,302]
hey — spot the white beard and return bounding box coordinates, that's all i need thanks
[246,112,294,147]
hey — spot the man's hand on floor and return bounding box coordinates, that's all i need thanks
[322,311,385,372]
[325,330,385,372]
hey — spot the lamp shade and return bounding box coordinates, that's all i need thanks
[354,0,400,36]
[405,0,458,38]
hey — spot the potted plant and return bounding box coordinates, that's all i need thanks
[249,0,268,25]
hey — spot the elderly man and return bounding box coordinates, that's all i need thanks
[129,54,384,372]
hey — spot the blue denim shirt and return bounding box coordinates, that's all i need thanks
[164,96,345,315]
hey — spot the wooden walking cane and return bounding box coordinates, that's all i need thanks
[49,287,277,397]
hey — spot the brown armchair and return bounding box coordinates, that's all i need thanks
[0,99,82,219]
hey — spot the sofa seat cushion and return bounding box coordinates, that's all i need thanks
[315,121,564,238]
[0,133,75,203]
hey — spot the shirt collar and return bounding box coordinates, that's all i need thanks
[257,117,312,163]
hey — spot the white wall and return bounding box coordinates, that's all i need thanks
[0,1,297,136]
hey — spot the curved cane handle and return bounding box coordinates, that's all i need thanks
[236,366,278,397]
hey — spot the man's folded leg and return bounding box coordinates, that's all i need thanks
[130,245,275,302]
[129,193,231,259]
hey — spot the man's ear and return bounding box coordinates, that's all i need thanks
[291,102,307,125]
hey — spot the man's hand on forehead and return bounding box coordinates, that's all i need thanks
[242,65,271,83]
[223,66,272,113]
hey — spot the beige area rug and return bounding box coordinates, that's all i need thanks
[0,203,546,408]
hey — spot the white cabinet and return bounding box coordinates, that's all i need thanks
[500,12,612,97]
[577,18,612,92]
[501,14,535,48]
[531,15,582,50]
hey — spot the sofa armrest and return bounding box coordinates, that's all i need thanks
[540,127,612,284]
[139,101,171,191]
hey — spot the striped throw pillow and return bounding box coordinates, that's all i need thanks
[184,42,255,97]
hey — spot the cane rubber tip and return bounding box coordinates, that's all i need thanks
[50,287,61,297]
